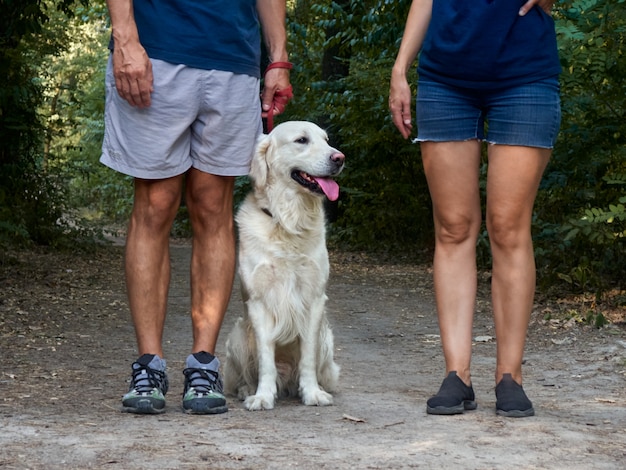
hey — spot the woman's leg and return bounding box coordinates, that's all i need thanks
[485,144,550,385]
[421,140,482,387]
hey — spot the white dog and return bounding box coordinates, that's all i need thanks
[224,121,344,411]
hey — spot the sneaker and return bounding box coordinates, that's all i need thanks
[182,351,228,414]
[426,371,477,415]
[495,373,535,418]
[122,354,169,414]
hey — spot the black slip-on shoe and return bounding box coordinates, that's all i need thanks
[495,373,535,418]
[427,371,477,415]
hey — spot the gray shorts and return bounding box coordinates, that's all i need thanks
[101,57,262,179]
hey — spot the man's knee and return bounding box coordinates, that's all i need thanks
[131,179,183,229]
[186,174,235,220]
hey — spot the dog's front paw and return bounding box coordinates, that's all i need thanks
[244,393,276,411]
[301,388,334,407]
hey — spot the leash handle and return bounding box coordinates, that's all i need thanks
[263,61,294,133]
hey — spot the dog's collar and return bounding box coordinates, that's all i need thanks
[261,208,273,218]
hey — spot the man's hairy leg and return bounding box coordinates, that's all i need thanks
[185,169,236,355]
[126,176,184,358]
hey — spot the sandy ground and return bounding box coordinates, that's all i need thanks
[1,243,625,469]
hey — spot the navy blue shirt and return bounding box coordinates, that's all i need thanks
[418,0,561,89]
[128,0,261,77]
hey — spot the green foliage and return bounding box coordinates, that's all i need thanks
[39,1,134,224]
[534,0,626,295]
[0,0,97,249]
[563,179,626,246]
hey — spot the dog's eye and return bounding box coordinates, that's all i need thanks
[294,137,309,144]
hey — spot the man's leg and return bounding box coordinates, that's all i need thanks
[180,168,235,415]
[122,176,184,413]
[185,168,236,354]
[125,176,184,357]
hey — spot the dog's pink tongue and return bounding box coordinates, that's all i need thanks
[314,177,340,201]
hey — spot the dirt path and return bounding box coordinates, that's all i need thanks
[1,243,625,469]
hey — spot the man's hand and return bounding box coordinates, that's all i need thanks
[519,0,556,16]
[261,67,292,118]
[111,42,154,108]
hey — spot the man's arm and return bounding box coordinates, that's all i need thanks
[106,0,153,108]
[256,0,291,118]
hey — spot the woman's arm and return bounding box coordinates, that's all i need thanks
[389,0,433,139]
[519,0,556,16]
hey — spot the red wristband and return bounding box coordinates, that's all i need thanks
[264,61,293,74]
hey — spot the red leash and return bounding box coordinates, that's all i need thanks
[263,61,293,133]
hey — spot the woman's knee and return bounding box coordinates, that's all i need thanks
[486,214,530,251]
[435,215,480,246]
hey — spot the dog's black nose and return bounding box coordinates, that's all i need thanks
[330,152,345,164]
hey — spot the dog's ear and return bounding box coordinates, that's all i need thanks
[250,133,271,189]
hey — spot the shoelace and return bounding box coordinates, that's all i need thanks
[130,364,168,394]
[183,367,223,395]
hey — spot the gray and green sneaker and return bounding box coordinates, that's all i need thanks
[122,354,168,414]
[182,351,228,414]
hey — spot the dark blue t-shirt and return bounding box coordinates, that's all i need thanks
[130,0,261,77]
[418,0,561,89]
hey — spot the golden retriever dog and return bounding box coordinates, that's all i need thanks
[224,121,344,411]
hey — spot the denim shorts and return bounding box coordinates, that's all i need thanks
[101,57,262,179]
[416,77,561,148]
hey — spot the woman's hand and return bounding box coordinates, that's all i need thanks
[519,0,556,16]
[389,69,414,139]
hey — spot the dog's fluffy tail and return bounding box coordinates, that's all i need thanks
[223,318,257,400]
[316,321,340,393]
